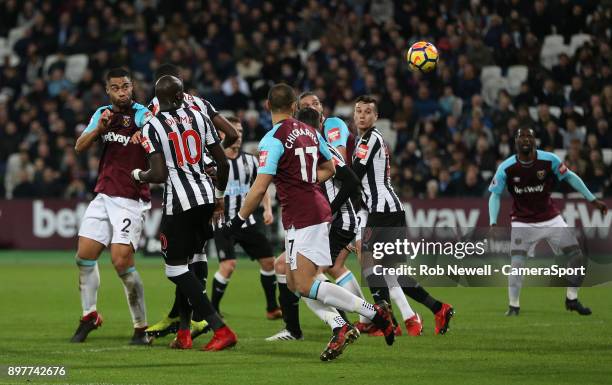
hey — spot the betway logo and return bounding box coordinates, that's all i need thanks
[513,184,544,194]
[563,202,612,238]
[33,201,88,238]
[101,132,131,146]
[404,203,480,227]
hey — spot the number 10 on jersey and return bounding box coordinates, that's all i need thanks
[295,146,318,183]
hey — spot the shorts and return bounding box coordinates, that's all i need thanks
[285,222,331,270]
[355,209,368,242]
[78,193,150,250]
[214,225,274,261]
[511,215,578,257]
[329,226,356,263]
[160,204,215,265]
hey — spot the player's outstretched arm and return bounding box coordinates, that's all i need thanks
[564,170,608,215]
[133,153,168,184]
[213,114,239,148]
[75,109,113,154]
[329,164,360,214]
[317,159,335,183]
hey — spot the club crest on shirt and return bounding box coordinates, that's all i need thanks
[122,115,131,127]
[259,150,269,167]
[327,127,340,142]
[356,144,368,159]
[537,170,546,180]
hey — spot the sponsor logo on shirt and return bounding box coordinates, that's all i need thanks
[327,127,340,142]
[101,132,131,146]
[513,184,544,194]
[558,162,567,175]
[259,150,269,167]
[356,144,368,159]
[140,135,154,154]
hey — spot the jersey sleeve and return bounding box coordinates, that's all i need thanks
[134,104,154,128]
[488,165,507,194]
[257,134,284,175]
[141,120,163,156]
[548,153,569,181]
[192,110,220,147]
[324,117,350,148]
[83,106,108,133]
[317,132,333,161]
[354,134,381,166]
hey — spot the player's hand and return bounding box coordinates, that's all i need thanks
[205,166,217,184]
[97,109,113,134]
[223,214,245,237]
[212,198,224,226]
[263,208,274,225]
[591,199,608,216]
[131,130,142,144]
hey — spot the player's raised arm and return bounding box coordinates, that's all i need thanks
[213,114,239,148]
[75,108,113,154]
[131,121,168,184]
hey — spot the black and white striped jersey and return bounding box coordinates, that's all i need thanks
[352,127,403,214]
[224,151,258,227]
[141,107,220,215]
[322,143,357,233]
[149,93,217,166]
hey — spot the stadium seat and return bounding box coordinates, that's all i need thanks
[376,119,396,151]
[573,106,584,116]
[549,106,561,119]
[568,33,591,57]
[480,65,502,84]
[42,54,61,79]
[528,107,539,121]
[482,77,508,106]
[540,35,567,69]
[0,37,6,50]
[564,85,571,102]
[7,25,28,50]
[554,149,567,161]
[602,149,612,165]
[66,54,89,84]
[507,65,528,96]
[481,170,493,181]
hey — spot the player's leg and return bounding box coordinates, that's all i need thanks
[239,226,281,318]
[506,223,532,316]
[266,252,303,341]
[188,251,211,339]
[162,206,236,351]
[107,196,149,344]
[211,228,237,315]
[70,195,109,343]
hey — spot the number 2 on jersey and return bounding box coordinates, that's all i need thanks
[168,130,202,167]
[295,146,318,183]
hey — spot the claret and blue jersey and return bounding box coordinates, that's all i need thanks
[258,117,333,230]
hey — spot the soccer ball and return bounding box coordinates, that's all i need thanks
[406,41,439,73]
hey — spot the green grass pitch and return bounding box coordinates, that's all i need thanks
[1,251,611,385]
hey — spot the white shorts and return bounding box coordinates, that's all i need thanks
[78,193,151,250]
[285,222,331,270]
[355,209,369,242]
[511,215,578,257]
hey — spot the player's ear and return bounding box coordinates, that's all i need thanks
[265,100,271,112]
[291,101,297,114]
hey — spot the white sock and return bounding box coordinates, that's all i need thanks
[214,271,229,284]
[118,267,147,328]
[508,255,525,307]
[302,297,346,330]
[311,280,376,320]
[77,258,99,316]
[389,286,415,320]
[566,287,578,300]
[276,274,287,284]
[335,270,370,323]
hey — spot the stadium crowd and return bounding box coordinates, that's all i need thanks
[0,0,611,200]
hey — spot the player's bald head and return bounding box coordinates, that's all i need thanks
[267,83,297,114]
[155,75,183,110]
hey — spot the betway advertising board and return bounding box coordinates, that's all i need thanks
[0,198,610,250]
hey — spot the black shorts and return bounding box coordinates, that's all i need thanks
[366,211,406,227]
[214,225,274,261]
[329,226,356,263]
[160,205,215,265]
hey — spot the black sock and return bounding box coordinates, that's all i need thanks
[278,282,301,336]
[211,273,229,313]
[399,277,442,314]
[168,295,181,319]
[190,260,208,288]
[168,271,224,331]
[366,274,391,304]
[260,271,279,312]
[175,287,192,330]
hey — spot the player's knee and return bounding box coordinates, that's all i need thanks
[326,264,346,280]
[274,255,287,274]
[220,259,237,276]
[259,257,275,272]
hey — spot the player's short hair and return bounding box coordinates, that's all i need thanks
[155,63,180,81]
[515,126,535,138]
[297,91,318,108]
[225,116,241,124]
[268,83,296,113]
[296,107,321,130]
[105,68,131,82]
[355,94,378,113]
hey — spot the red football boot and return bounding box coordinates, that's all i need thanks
[70,311,103,343]
[169,329,192,349]
[202,326,237,351]
[434,304,454,335]
[405,313,423,336]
